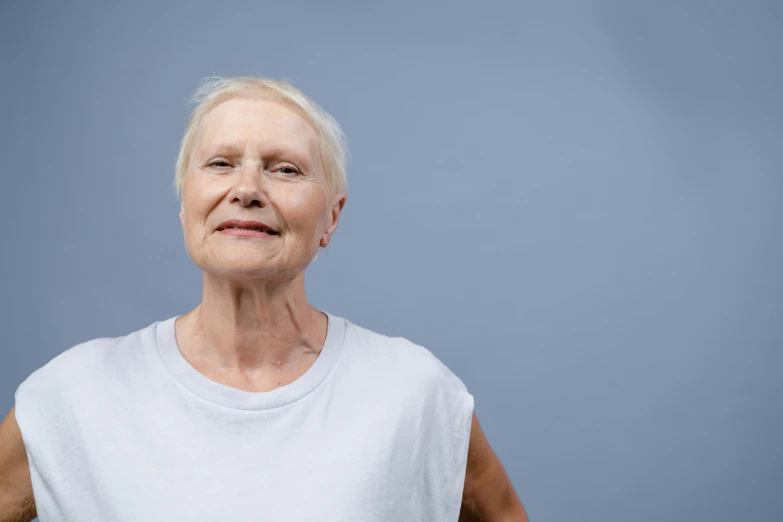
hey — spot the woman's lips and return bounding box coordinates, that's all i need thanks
[218,228,278,238]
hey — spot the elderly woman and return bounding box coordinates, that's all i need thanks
[0,77,527,521]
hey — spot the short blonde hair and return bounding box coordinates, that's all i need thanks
[173,76,348,199]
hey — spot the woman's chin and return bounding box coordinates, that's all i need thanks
[203,261,295,282]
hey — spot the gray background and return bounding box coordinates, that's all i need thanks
[1,1,781,521]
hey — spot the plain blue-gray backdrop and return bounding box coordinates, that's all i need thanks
[1,1,781,521]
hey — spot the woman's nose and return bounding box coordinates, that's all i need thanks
[231,162,270,207]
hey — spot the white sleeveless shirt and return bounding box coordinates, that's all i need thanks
[14,312,474,521]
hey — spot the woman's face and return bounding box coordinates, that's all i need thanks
[180,97,344,282]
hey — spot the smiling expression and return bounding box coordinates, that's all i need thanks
[179,97,343,281]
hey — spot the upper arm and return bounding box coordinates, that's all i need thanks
[0,407,36,522]
[459,413,528,522]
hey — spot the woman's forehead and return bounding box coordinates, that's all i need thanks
[194,98,320,156]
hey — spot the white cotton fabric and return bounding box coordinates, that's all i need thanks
[14,312,474,521]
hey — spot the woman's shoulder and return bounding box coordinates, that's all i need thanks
[339,316,475,447]
[15,318,162,402]
[341,316,471,397]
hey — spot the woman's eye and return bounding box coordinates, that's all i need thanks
[208,160,231,168]
[278,166,300,176]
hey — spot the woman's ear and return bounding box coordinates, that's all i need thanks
[320,194,346,248]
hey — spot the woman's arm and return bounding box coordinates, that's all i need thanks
[459,413,529,522]
[0,407,36,522]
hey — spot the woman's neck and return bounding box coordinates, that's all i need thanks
[177,272,327,374]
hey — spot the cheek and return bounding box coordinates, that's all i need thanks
[281,190,327,236]
[182,178,224,229]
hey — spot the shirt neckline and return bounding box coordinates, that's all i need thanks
[154,311,346,411]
